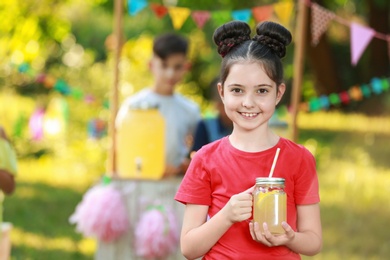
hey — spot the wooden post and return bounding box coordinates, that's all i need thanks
[290,0,308,142]
[107,0,123,177]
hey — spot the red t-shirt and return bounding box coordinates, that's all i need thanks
[175,137,320,260]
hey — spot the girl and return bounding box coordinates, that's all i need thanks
[175,20,322,259]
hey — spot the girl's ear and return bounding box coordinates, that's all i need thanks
[276,83,286,105]
[217,83,224,102]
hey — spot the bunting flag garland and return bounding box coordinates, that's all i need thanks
[168,7,191,30]
[349,86,363,101]
[308,0,390,66]
[273,1,294,27]
[126,0,389,68]
[310,3,335,46]
[127,0,295,29]
[252,5,274,23]
[231,9,252,23]
[191,11,211,29]
[303,77,390,112]
[128,0,148,16]
[150,3,168,19]
[350,23,375,66]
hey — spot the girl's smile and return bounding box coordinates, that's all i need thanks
[219,62,285,133]
[239,112,260,118]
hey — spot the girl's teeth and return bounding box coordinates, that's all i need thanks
[243,113,256,117]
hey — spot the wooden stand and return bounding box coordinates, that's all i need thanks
[290,0,308,142]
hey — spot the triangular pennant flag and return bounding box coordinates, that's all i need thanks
[232,9,252,23]
[311,3,336,46]
[128,0,147,16]
[191,11,211,29]
[350,22,375,66]
[150,3,168,19]
[168,7,191,30]
[252,5,274,22]
[211,10,232,26]
[273,0,294,27]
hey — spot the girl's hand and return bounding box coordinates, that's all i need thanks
[221,186,254,224]
[249,221,295,247]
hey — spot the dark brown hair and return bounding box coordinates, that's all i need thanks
[213,20,292,86]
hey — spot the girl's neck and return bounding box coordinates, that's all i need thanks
[229,127,279,152]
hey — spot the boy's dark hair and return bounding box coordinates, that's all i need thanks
[153,33,189,60]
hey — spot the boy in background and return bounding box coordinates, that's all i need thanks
[98,32,200,260]
[116,32,201,177]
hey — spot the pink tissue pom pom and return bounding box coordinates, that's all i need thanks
[135,206,179,259]
[69,185,129,242]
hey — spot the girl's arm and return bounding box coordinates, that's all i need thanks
[180,188,253,259]
[284,203,322,255]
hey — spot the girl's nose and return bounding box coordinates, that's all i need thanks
[241,94,255,108]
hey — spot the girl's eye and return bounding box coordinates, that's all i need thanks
[257,88,269,94]
[231,88,243,93]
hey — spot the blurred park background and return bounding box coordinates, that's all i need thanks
[0,0,389,259]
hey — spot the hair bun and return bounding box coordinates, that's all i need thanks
[253,21,292,58]
[213,21,251,57]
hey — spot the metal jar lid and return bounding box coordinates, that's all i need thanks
[255,177,285,185]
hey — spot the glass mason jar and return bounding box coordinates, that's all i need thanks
[253,177,286,235]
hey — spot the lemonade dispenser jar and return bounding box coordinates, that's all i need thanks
[116,104,165,180]
[253,177,286,234]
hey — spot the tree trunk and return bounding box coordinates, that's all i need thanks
[368,0,389,77]
[305,2,342,95]
[355,0,390,115]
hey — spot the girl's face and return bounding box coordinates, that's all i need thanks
[149,53,189,95]
[218,62,285,132]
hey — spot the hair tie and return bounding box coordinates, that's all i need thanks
[217,35,250,57]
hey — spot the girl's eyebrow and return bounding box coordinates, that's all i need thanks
[226,83,244,88]
[227,83,273,88]
[255,84,273,88]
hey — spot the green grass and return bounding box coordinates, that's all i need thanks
[298,112,390,260]
[4,158,97,260]
[3,111,390,259]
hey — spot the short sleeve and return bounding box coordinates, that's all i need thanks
[294,147,319,205]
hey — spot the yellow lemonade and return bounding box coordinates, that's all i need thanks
[116,108,165,180]
[253,178,286,234]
